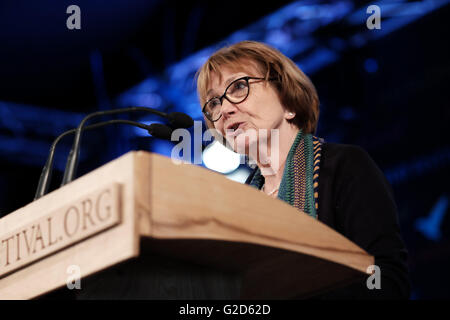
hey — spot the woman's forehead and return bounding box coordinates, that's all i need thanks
[207,61,261,89]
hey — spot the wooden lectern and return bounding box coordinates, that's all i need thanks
[0,151,373,300]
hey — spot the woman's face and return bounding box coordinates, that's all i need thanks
[207,64,294,155]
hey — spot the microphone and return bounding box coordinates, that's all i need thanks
[167,112,194,129]
[34,119,173,200]
[147,122,174,140]
[61,107,193,186]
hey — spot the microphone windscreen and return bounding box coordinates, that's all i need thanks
[167,112,194,129]
[148,123,173,140]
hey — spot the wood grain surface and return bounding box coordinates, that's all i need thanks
[0,151,374,299]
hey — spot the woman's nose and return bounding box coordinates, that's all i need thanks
[221,99,238,117]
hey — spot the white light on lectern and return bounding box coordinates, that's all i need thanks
[202,141,241,174]
[226,167,252,183]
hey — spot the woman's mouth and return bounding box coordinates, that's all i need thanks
[225,122,246,137]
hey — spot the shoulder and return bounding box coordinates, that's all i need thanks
[322,142,373,164]
[319,142,395,204]
[320,142,382,177]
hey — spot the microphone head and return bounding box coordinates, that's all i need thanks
[167,112,194,129]
[147,123,173,140]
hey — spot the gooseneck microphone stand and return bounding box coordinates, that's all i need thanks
[34,119,171,200]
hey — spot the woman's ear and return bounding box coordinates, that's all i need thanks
[285,111,296,120]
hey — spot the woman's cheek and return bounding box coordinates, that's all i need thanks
[213,123,224,136]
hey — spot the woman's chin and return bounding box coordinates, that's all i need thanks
[233,137,258,156]
[224,128,259,155]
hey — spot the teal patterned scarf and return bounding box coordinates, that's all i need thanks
[248,130,324,219]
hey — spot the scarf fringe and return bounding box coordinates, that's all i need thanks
[249,130,324,219]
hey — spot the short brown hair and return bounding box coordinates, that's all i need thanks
[196,41,320,134]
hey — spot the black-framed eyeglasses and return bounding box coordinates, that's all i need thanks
[202,76,274,122]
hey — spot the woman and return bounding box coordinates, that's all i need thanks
[196,41,410,299]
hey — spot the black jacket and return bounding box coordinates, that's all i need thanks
[246,142,411,299]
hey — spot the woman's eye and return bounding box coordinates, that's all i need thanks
[209,99,221,109]
[234,81,246,90]
[229,80,247,94]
